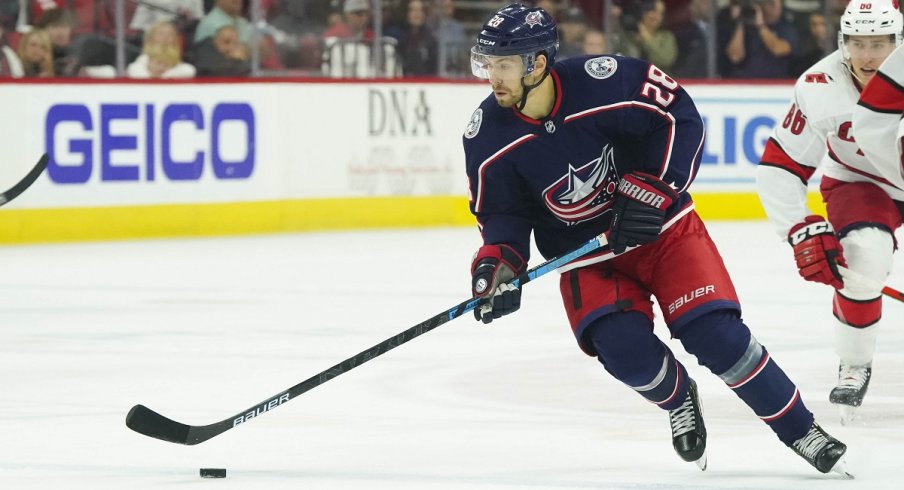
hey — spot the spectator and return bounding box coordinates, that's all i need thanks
[79,20,195,78]
[430,0,467,75]
[789,11,828,77]
[323,0,374,40]
[397,0,436,76]
[606,2,634,57]
[0,20,23,77]
[672,0,713,79]
[557,6,590,60]
[32,7,78,76]
[130,0,204,35]
[128,21,195,78]
[720,0,798,78]
[193,24,250,76]
[265,0,325,70]
[620,0,677,71]
[17,29,54,78]
[193,0,253,44]
[581,28,607,55]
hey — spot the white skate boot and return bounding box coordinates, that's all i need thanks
[829,363,871,425]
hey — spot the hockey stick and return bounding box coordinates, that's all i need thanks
[0,154,48,207]
[837,265,904,303]
[126,233,612,445]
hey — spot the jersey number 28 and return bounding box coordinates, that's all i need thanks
[640,66,678,108]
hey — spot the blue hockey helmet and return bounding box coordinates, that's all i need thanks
[471,3,559,80]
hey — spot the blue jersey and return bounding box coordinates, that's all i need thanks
[463,55,705,262]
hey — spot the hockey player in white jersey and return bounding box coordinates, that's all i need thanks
[853,42,904,170]
[757,0,903,424]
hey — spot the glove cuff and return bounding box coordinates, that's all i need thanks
[471,244,526,275]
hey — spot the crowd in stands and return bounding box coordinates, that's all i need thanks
[0,1,872,80]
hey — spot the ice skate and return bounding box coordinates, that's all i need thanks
[792,422,852,478]
[668,378,707,470]
[829,363,871,425]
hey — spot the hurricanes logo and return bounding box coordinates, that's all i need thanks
[542,145,619,224]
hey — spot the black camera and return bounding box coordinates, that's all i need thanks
[739,0,766,25]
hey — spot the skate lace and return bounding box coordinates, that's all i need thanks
[669,395,696,437]
[837,365,869,390]
[794,426,828,460]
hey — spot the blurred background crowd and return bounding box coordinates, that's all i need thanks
[0,1,865,80]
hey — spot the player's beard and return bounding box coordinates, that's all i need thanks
[493,84,524,108]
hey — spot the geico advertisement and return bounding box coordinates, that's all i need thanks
[0,81,792,210]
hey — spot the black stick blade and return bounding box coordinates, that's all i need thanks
[0,153,48,206]
[126,404,191,445]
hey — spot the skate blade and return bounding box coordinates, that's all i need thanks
[830,457,854,479]
[838,405,858,426]
[694,450,707,471]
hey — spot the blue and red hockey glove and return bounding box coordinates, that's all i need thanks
[610,172,678,254]
[471,244,526,324]
[787,215,846,289]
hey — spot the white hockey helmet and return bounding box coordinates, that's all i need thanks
[838,0,904,58]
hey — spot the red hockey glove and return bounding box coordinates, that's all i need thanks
[787,215,846,289]
[610,172,678,255]
[471,244,526,324]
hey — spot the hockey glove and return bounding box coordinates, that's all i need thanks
[610,172,678,255]
[787,215,846,289]
[471,244,526,324]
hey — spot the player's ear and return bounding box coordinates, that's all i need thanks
[534,52,548,73]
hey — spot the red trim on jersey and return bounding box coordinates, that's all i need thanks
[511,69,563,125]
[758,138,815,184]
[827,142,902,190]
[859,71,904,113]
[682,126,705,193]
[474,134,538,212]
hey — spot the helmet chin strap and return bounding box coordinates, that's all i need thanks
[517,68,551,111]
[842,58,868,88]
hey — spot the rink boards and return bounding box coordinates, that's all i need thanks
[0,78,824,243]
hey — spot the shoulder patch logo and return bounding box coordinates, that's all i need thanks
[585,56,617,80]
[464,108,483,139]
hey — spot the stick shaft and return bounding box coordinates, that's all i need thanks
[127,233,611,445]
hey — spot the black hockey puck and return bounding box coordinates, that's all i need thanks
[200,468,226,478]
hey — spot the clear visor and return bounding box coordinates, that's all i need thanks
[470,47,529,80]
[839,32,902,60]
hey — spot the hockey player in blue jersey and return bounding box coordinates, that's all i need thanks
[464,3,849,476]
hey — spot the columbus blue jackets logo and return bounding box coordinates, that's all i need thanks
[543,145,619,224]
[464,109,483,139]
[585,56,617,80]
[525,11,543,27]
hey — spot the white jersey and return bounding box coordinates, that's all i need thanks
[757,50,900,237]
[852,43,904,174]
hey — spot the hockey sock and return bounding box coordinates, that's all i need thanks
[678,310,814,445]
[585,311,690,410]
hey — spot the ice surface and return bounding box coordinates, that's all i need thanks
[1,222,901,489]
